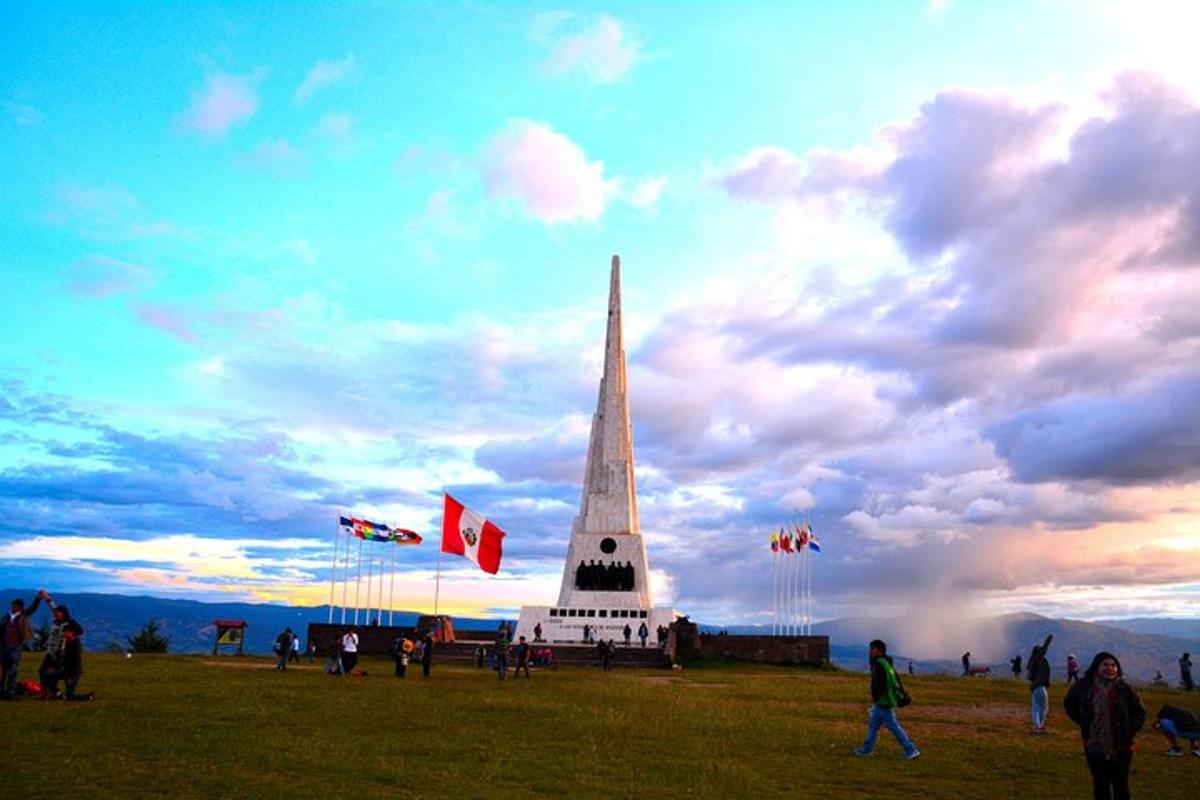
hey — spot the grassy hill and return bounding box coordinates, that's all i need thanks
[7,654,1199,798]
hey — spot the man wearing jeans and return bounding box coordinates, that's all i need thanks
[1154,705,1200,756]
[854,639,920,760]
[1,590,45,697]
[1027,633,1054,733]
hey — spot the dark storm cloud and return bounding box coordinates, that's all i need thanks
[987,374,1200,485]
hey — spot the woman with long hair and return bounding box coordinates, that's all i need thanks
[1064,652,1147,800]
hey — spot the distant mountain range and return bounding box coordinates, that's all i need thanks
[4,589,1194,682]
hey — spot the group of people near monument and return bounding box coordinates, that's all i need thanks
[573,559,636,592]
[579,621,661,648]
[1,589,93,701]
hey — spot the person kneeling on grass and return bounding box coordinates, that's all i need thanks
[1154,704,1200,757]
[40,624,92,701]
[853,639,920,760]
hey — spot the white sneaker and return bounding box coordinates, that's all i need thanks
[906,749,922,760]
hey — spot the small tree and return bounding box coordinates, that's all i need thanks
[127,620,170,653]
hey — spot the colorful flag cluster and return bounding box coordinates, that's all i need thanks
[769,519,821,636]
[768,521,821,554]
[338,515,423,545]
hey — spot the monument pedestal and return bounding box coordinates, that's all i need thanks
[516,604,676,645]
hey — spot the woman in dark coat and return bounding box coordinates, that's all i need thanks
[1063,651,1146,800]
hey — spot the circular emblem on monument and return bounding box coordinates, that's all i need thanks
[600,537,617,554]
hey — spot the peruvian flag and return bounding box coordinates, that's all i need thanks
[441,493,505,574]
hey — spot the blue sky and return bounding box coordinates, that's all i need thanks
[2,1,1199,628]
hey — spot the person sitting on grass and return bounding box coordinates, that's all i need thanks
[1153,705,1200,757]
[853,639,920,760]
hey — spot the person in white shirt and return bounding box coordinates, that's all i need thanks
[289,634,301,664]
[341,629,359,674]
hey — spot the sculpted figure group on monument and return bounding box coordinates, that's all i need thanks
[574,559,635,592]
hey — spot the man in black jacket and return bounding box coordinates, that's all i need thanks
[853,639,920,759]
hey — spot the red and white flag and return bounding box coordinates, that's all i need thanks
[441,493,505,574]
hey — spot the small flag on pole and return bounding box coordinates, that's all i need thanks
[441,493,506,574]
[392,528,423,545]
[770,531,780,552]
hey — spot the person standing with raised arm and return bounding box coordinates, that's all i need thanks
[1028,634,1054,733]
[1,589,45,697]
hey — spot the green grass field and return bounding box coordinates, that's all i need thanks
[7,654,1198,799]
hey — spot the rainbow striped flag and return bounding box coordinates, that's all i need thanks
[339,515,423,545]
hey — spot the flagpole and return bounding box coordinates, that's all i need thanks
[787,527,796,633]
[366,539,376,625]
[802,538,808,636]
[328,512,340,624]
[378,537,386,625]
[793,527,800,636]
[340,524,352,625]
[784,532,791,636]
[353,535,364,626]
[807,525,814,635]
[787,537,796,638]
[388,542,396,627]
[772,546,782,633]
[434,489,445,618]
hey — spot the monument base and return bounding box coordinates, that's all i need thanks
[516,604,676,645]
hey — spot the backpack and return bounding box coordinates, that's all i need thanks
[881,658,913,707]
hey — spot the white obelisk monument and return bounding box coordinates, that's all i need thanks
[516,256,676,644]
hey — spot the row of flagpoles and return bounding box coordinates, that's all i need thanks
[770,521,821,636]
[327,494,508,626]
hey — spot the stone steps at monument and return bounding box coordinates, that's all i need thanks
[434,640,670,669]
